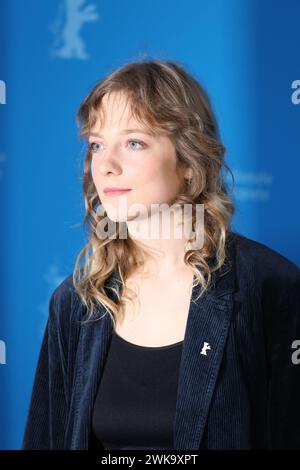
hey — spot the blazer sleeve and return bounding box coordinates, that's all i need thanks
[21,289,69,449]
[266,265,300,449]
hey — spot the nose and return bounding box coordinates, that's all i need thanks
[93,147,122,177]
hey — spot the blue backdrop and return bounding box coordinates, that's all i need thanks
[0,0,299,450]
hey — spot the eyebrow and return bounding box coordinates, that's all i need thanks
[88,129,153,138]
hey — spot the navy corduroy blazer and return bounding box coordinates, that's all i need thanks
[22,231,300,450]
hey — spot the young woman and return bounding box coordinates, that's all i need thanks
[22,59,300,450]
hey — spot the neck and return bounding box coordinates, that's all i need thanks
[126,205,194,277]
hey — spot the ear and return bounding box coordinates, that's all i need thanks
[184,169,193,180]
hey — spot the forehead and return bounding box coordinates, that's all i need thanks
[94,91,138,130]
[88,91,163,139]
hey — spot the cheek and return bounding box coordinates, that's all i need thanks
[144,160,180,188]
[90,157,96,175]
[91,158,100,185]
[137,166,181,205]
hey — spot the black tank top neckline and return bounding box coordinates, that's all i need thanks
[112,330,184,350]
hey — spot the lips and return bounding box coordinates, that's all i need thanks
[103,189,132,197]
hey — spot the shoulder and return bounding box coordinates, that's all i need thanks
[229,230,300,296]
[48,273,84,333]
[50,273,76,312]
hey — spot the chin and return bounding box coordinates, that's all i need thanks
[106,210,128,223]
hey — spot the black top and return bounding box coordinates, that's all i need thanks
[92,331,183,450]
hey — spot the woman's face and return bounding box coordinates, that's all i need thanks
[89,91,189,222]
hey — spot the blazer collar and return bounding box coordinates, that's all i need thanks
[68,233,236,450]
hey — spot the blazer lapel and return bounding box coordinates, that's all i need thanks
[69,235,236,450]
[173,281,235,449]
[68,304,113,449]
[173,237,236,449]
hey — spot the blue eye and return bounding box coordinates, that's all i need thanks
[128,140,145,150]
[89,142,102,153]
[88,139,146,154]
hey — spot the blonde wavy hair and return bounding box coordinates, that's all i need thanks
[73,59,235,326]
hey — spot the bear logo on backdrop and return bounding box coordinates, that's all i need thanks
[49,0,100,60]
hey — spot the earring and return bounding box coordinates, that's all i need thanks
[187,177,192,186]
